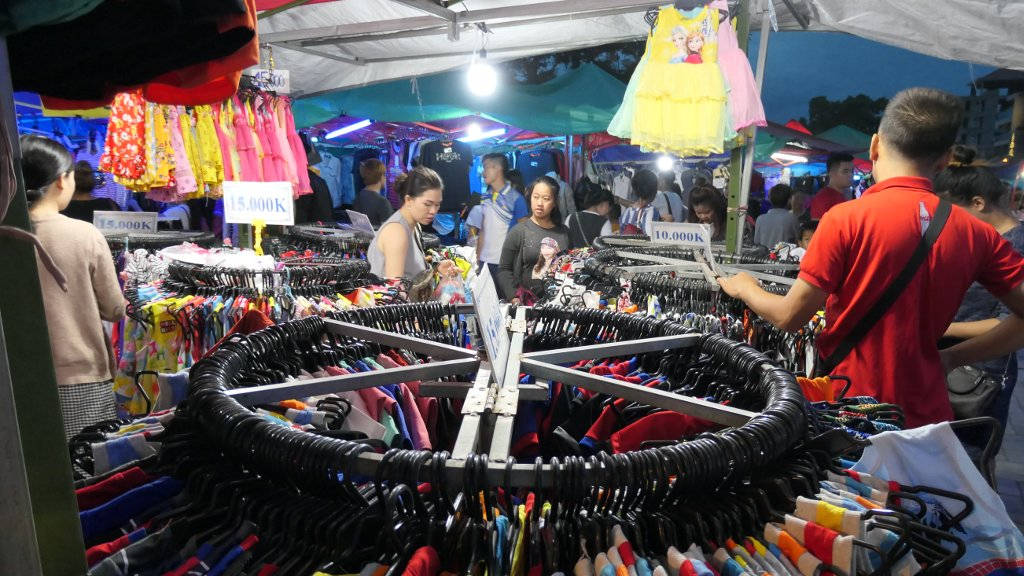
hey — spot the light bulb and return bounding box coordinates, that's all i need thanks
[657,155,675,172]
[467,53,498,97]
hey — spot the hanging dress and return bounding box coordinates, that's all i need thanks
[232,96,261,181]
[100,91,147,189]
[281,100,313,197]
[608,34,652,140]
[632,6,729,157]
[193,104,225,197]
[716,13,767,131]
[144,103,180,202]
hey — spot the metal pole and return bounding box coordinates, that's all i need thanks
[734,2,773,252]
[724,0,752,254]
[0,36,88,576]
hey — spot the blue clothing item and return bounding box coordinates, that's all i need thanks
[636,555,654,576]
[511,195,529,225]
[470,156,484,195]
[955,225,1024,374]
[495,515,510,576]
[720,557,746,576]
[80,477,183,543]
[689,558,714,576]
[600,564,616,576]
[338,154,356,206]
[380,385,412,444]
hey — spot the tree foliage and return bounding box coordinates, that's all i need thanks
[801,94,888,134]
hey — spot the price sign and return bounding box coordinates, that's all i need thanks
[93,211,157,233]
[651,221,712,253]
[245,68,290,94]
[471,267,509,386]
[223,181,295,226]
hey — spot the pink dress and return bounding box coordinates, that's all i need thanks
[165,106,198,199]
[717,15,766,130]
[231,96,261,181]
[282,101,312,197]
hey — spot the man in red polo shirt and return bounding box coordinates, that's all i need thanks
[809,153,854,220]
[719,88,1024,428]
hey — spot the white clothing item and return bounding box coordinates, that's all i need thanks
[853,422,1024,573]
[612,173,632,201]
[315,152,344,207]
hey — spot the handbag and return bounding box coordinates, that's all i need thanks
[946,365,1002,420]
[816,200,952,377]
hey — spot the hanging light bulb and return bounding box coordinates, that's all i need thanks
[467,50,498,97]
[657,155,675,172]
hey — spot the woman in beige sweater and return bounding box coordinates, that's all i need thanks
[22,135,126,439]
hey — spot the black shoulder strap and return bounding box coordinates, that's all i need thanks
[819,200,953,375]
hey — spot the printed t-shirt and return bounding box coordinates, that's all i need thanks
[799,177,1024,427]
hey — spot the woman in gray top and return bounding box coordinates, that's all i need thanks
[367,167,442,279]
[498,176,569,301]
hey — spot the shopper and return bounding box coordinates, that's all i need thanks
[566,184,614,249]
[367,167,442,280]
[937,145,1024,445]
[687,184,727,241]
[790,191,810,224]
[22,135,126,439]
[353,158,394,227]
[61,161,119,223]
[718,88,1024,427]
[754,183,801,248]
[160,202,191,230]
[478,154,528,278]
[620,169,661,236]
[809,152,854,220]
[498,176,569,302]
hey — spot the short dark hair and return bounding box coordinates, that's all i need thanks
[358,158,386,185]
[584,185,613,210]
[20,134,73,202]
[878,87,964,163]
[826,153,854,174]
[506,169,525,193]
[687,185,726,227]
[74,160,97,195]
[528,176,563,225]
[801,221,818,236]
[769,183,793,209]
[934,145,1007,208]
[631,169,658,203]
[395,166,443,202]
[482,153,509,172]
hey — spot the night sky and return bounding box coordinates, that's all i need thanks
[747,31,994,123]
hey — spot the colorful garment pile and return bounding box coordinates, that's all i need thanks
[100,89,311,201]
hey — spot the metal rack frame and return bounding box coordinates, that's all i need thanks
[221,304,768,487]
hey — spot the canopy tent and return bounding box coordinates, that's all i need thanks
[294,62,628,133]
[256,0,1024,99]
[815,124,871,156]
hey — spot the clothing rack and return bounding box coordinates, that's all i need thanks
[166,259,371,289]
[103,231,219,252]
[185,303,807,491]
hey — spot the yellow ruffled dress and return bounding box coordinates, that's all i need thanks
[632,6,729,157]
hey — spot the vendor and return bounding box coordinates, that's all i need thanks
[718,87,1024,428]
[367,166,442,280]
[22,135,126,439]
[353,158,393,227]
[498,176,569,302]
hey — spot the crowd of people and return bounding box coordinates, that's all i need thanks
[19,86,1024,456]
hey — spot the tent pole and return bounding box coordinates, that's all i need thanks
[724,0,753,254]
[732,1,772,253]
[0,36,88,576]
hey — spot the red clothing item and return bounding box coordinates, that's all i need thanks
[76,466,152,511]
[402,546,440,576]
[809,186,847,220]
[800,177,1024,427]
[85,528,146,567]
[610,411,715,453]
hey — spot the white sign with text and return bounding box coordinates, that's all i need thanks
[245,68,290,93]
[223,181,295,226]
[471,267,509,387]
[93,211,158,233]
[651,221,713,253]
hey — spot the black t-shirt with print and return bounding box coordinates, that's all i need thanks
[419,140,471,212]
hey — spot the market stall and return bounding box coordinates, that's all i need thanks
[3,2,1024,576]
